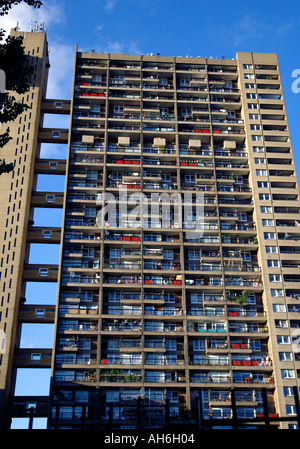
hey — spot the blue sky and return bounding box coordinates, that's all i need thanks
[1,0,300,428]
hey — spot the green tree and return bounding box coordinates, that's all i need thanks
[0,0,43,174]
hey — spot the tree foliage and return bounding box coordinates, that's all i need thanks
[0,0,43,174]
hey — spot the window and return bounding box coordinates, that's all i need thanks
[43,230,52,238]
[273,304,286,312]
[281,369,295,379]
[91,104,101,113]
[277,335,290,344]
[255,157,265,164]
[159,77,168,86]
[259,193,270,200]
[266,246,278,254]
[261,206,272,213]
[85,207,96,218]
[189,250,200,260]
[279,352,292,361]
[180,78,190,87]
[253,146,264,152]
[190,293,202,304]
[92,74,102,83]
[238,212,247,221]
[264,232,276,240]
[52,131,60,138]
[35,309,45,318]
[271,289,283,297]
[39,268,48,277]
[249,114,260,120]
[46,194,55,203]
[269,274,281,282]
[31,353,41,363]
[165,339,177,351]
[248,103,259,109]
[113,105,123,114]
[163,249,174,260]
[283,387,294,397]
[275,319,288,328]
[235,176,244,184]
[247,93,257,99]
[243,64,253,69]
[227,110,236,118]
[241,251,251,261]
[244,73,254,79]
[262,219,274,226]
[245,83,255,89]
[181,107,191,116]
[286,405,296,416]
[257,181,269,188]
[256,169,267,175]
[252,135,263,142]
[267,260,279,268]
[54,101,62,108]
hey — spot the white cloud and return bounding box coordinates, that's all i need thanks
[0,1,64,37]
[90,38,142,55]
[104,0,115,11]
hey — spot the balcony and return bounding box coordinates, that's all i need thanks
[233,373,274,384]
[229,322,267,334]
[190,372,231,384]
[102,321,142,332]
[187,307,224,317]
[58,304,99,316]
[104,261,141,270]
[100,370,142,383]
[187,322,227,333]
[189,355,229,366]
[185,263,221,272]
[225,277,262,287]
[61,274,101,286]
[144,276,182,286]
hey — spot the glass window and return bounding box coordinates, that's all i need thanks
[277,335,290,344]
[265,246,277,253]
[264,232,276,239]
[279,352,292,361]
[261,206,272,213]
[269,274,281,282]
[267,260,279,268]
[256,169,267,175]
[273,304,286,312]
[283,387,294,397]
[259,193,270,200]
[257,181,269,188]
[271,289,283,297]
[281,369,295,378]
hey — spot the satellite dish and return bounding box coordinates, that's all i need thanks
[70,271,75,278]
